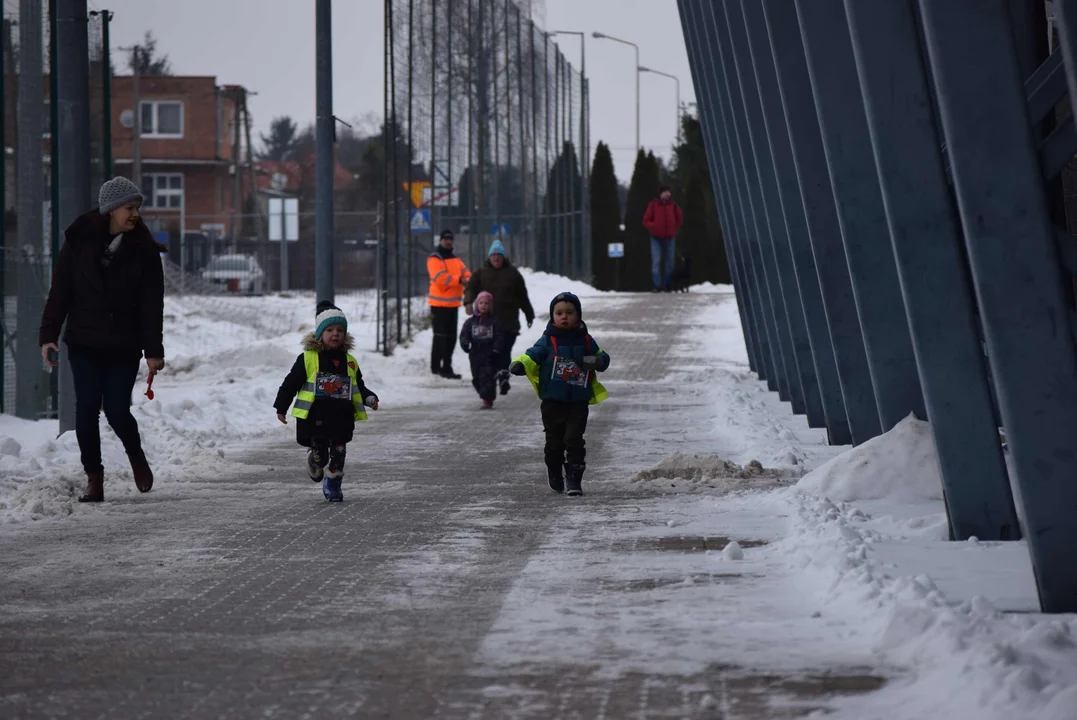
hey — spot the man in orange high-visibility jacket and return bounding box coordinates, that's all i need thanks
[428,229,472,379]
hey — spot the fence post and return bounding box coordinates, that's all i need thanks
[918,0,1077,613]
[677,0,760,374]
[315,0,335,305]
[739,0,848,441]
[15,0,47,420]
[719,0,816,419]
[844,0,1019,540]
[701,1,792,399]
[793,0,925,431]
[761,0,879,445]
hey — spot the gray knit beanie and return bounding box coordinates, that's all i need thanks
[98,176,144,215]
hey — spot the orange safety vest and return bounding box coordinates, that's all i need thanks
[427,253,471,307]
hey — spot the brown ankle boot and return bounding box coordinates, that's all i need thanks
[130,452,154,493]
[78,472,104,502]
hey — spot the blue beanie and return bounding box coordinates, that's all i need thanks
[314,301,347,338]
[488,239,506,257]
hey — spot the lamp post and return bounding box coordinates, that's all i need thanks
[592,31,639,152]
[638,65,681,143]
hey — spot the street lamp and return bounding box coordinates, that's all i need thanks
[592,31,640,152]
[638,66,681,143]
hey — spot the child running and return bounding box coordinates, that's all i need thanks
[509,292,610,496]
[459,290,503,409]
[274,301,379,502]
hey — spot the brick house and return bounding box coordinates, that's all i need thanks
[110,75,248,269]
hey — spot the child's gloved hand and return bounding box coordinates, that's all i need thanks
[277,413,287,425]
[365,396,379,410]
[581,355,600,368]
[509,361,526,376]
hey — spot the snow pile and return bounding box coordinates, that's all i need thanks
[782,491,1077,719]
[632,452,800,491]
[797,414,943,503]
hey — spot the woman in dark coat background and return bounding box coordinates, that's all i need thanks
[39,176,166,503]
[463,239,535,394]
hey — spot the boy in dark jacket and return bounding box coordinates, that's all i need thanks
[274,302,379,502]
[459,291,503,408]
[509,292,610,496]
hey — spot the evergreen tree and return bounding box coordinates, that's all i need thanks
[259,116,299,161]
[128,31,172,76]
[589,142,622,290]
[670,114,730,285]
[540,141,583,276]
[624,149,661,291]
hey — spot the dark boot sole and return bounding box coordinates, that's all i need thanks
[566,488,583,496]
[77,495,104,503]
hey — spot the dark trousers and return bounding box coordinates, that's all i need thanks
[430,306,459,373]
[540,400,589,468]
[310,439,348,479]
[69,345,144,475]
[470,354,497,401]
[496,332,519,372]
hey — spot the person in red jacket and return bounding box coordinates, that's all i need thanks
[642,184,684,292]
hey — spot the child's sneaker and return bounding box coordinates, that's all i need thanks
[496,369,511,395]
[482,398,493,409]
[306,449,324,482]
[322,476,343,502]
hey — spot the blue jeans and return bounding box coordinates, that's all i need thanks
[650,236,676,290]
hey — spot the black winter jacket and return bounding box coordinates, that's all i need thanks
[462,258,535,333]
[39,209,165,358]
[274,333,378,447]
[459,312,504,363]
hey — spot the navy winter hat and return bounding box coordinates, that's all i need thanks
[315,300,348,338]
[550,291,582,319]
[440,229,455,240]
[98,176,144,215]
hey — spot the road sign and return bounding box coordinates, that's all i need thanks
[490,222,511,236]
[268,197,299,241]
[410,209,432,232]
[607,242,625,258]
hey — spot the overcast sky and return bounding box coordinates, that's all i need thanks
[98,0,694,181]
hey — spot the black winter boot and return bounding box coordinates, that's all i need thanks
[564,464,584,496]
[546,462,564,493]
[78,471,104,503]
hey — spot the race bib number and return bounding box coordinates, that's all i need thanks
[472,324,494,340]
[315,372,352,400]
[551,357,589,388]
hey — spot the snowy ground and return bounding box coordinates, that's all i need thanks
[1,273,1076,718]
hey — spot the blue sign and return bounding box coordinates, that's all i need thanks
[410,209,431,232]
[151,231,169,253]
[607,242,625,258]
[490,222,511,236]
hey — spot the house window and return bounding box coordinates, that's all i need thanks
[140,100,183,138]
[144,173,184,210]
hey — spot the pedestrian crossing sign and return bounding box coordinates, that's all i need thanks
[410,209,432,232]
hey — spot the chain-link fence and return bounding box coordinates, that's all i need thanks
[1,3,112,417]
[382,0,590,351]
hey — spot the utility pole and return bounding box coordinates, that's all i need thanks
[230,87,241,248]
[131,45,141,189]
[315,0,334,304]
[54,0,91,434]
[16,0,45,419]
[242,89,262,242]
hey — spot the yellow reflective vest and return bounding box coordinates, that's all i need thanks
[291,350,369,422]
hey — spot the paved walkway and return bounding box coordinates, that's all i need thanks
[0,293,886,719]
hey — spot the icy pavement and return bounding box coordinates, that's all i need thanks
[1,289,1075,719]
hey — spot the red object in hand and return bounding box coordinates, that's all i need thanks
[145,371,156,400]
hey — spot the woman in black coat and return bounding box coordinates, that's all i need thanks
[38,177,166,503]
